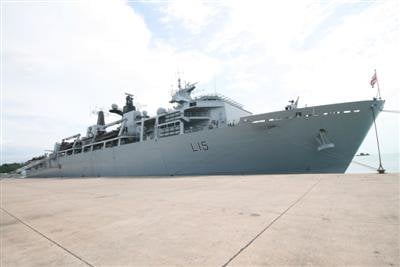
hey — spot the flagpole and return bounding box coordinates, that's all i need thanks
[375,69,382,99]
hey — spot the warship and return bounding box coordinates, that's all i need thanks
[24,79,384,177]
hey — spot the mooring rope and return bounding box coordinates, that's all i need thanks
[371,105,385,173]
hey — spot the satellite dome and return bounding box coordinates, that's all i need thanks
[157,108,167,115]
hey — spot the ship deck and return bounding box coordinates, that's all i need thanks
[1,173,399,266]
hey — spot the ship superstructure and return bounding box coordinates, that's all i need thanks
[24,80,384,177]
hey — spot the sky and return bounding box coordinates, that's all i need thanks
[1,0,399,163]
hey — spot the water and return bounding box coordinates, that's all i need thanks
[346,153,400,174]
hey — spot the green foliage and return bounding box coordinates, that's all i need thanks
[0,163,23,173]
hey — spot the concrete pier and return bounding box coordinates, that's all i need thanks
[1,173,399,266]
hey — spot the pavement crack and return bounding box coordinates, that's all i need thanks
[221,178,322,267]
[0,207,95,267]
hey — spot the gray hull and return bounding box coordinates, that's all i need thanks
[26,100,383,177]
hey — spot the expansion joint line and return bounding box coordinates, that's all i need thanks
[0,207,95,267]
[221,178,322,267]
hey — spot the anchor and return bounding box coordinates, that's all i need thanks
[316,129,335,151]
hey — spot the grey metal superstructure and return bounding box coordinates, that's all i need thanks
[25,80,385,177]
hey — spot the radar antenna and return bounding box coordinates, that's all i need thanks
[125,92,134,97]
[123,92,136,113]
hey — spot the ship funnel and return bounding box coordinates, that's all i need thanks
[97,111,105,125]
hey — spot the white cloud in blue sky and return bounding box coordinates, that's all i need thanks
[1,0,399,163]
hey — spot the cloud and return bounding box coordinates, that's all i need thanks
[2,0,221,162]
[159,0,220,34]
[190,0,399,153]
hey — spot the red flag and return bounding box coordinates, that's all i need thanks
[370,72,377,88]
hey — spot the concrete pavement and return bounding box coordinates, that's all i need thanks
[1,173,399,266]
